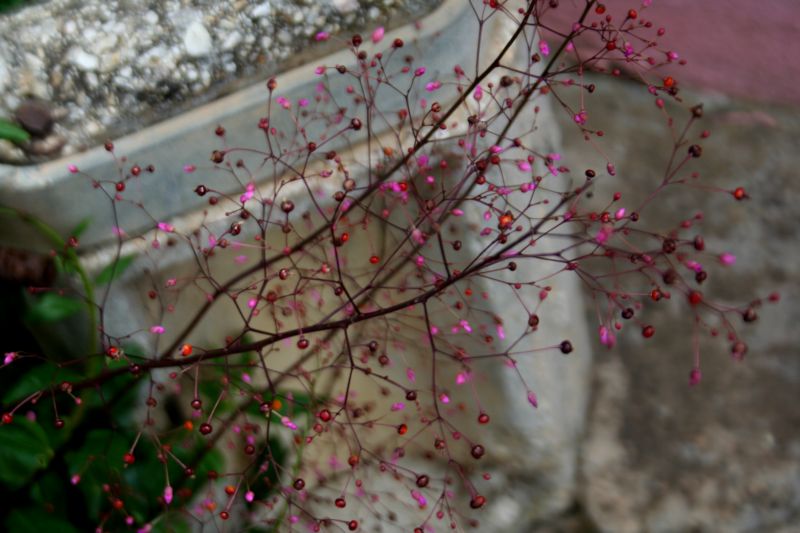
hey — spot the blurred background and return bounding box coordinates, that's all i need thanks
[544,1,800,531]
[0,1,797,531]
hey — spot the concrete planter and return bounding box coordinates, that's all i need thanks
[2,1,592,530]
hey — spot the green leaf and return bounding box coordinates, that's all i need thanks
[65,429,131,520]
[0,417,54,490]
[5,508,80,533]
[69,217,92,239]
[0,118,30,144]
[1,363,83,404]
[24,292,83,323]
[30,471,70,515]
[150,512,191,533]
[94,255,135,285]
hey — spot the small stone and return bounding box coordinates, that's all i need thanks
[94,34,118,54]
[0,57,8,92]
[331,0,359,13]
[251,3,271,17]
[0,140,26,164]
[15,100,54,137]
[183,21,213,57]
[68,47,100,70]
[221,31,242,50]
[27,134,66,156]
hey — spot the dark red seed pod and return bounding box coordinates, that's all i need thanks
[470,495,486,509]
[471,444,485,459]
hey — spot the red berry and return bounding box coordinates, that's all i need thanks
[318,409,332,422]
[688,291,703,306]
[471,444,485,459]
[651,289,662,301]
[348,520,359,531]
[199,423,213,435]
[2,413,12,424]
[335,497,346,508]
[732,187,747,200]
[123,453,135,465]
[642,325,655,338]
[477,413,490,424]
[470,495,486,509]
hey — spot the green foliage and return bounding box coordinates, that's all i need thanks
[5,508,80,533]
[0,417,54,490]
[94,254,135,285]
[1,363,83,404]
[150,513,192,533]
[23,292,84,324]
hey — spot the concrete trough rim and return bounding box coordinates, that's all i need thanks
[0,0,469,250]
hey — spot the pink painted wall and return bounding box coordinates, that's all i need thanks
[546,0,800,105]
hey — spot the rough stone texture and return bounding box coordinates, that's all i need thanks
[551,75,800,532]
[0,0,442,163]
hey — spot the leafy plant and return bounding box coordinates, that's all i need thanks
[0,118,30,144]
